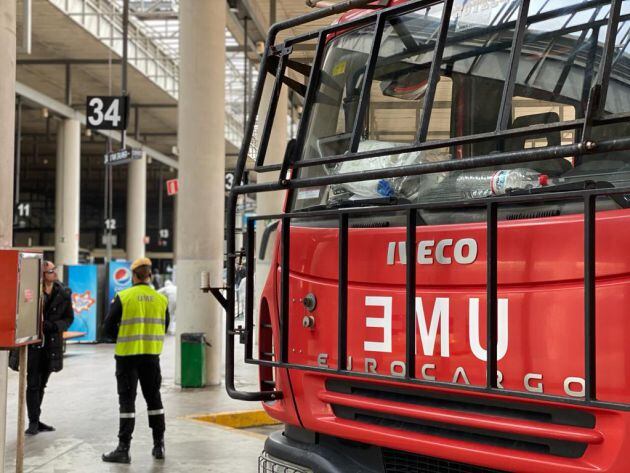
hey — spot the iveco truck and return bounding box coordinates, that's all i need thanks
[221,0,630,471]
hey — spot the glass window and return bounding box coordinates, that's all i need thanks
[294,4,447,210]
[299,24,375,162]
[605,1,630,113]
[290,0,630,221]
[513,0,611,115]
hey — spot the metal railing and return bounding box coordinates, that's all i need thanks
[238,182,630,411]
[51,0,180,96]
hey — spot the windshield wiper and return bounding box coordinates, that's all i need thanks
[296,196,409,213]
[506,179,630,208]
[506,179,614,196]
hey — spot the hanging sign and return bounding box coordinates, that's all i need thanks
[225,172,235,191]
[104,148,143,166]
[158,228,170,247]
[16,202,31,218]
[86,96,130,131]
[166,179,179,196]
[225,171,248,191]
[14,202,32,229]
[105,218,117,230]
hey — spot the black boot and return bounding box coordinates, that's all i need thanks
[152,440,165,460]
[150,417,165,460]
[38,421,55,432]
[102,442,131,464]
[25,422,39,436]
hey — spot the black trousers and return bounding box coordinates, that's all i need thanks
[26,346,52,424]
[115,355,165,444]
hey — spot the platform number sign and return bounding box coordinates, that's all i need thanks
[15,202,31,228]
[86,96,129,131]
[105,218,117,231]
[17,203,31,218]
[225,172,235,191]
[225,171,247,191]
[158,229,170,248]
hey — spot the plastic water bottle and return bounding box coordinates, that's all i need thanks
[331,178,394,199]
[454,169,548,199]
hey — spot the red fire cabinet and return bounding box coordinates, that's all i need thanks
[0,250,43,349]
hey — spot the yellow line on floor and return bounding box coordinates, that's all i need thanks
[183,409,280,441]
[190,409,281,429]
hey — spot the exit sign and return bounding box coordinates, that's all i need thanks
[166,179,179,196]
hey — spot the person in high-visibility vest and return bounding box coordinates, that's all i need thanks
[101,257,170,464]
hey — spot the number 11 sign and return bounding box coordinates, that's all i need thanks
[86,96,129,131]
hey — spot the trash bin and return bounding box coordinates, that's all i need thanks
[181,333,206,388]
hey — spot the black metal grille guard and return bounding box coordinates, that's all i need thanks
[222,0,630,408]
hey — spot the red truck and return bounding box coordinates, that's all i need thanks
[221,0,630,471]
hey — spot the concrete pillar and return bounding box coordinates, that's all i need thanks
[54,123,64,259]
[175,0,225,385]
[126,154,147,261]
[54,118,81,266]
[0,1,16,469]
[255,78,288,304]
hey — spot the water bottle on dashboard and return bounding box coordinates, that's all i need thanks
[455,168,549,199]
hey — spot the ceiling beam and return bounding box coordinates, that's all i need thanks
[18,59,123,65]
[226,5,259,56]
[226,43,316,53]
[239,0,269,40]
[72,103,177,109]
[133,11,178,20]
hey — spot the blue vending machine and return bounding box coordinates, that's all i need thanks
[98,261,133,342]
[65,265,99,342]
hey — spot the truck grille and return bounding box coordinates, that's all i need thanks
[326,380,595,459]
[383,448,506,473]
[259,452,311,473]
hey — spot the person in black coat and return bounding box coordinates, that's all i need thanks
[25,260,74,435]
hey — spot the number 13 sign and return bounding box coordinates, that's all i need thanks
[86,96,129,131]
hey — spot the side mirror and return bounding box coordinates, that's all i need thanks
[258,220,280,261]
[284,138,297,165]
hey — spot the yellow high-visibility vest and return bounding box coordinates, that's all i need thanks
[115,285,168,356]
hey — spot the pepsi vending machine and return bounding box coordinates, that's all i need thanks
[65,265,99,342]
[100,261,132,341]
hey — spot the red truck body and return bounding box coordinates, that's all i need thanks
[258,210,630,472]
[224,0,630,471]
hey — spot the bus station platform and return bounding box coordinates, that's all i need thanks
[3,336,269,472]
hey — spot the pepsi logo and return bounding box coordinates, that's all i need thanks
[113,267,132,287]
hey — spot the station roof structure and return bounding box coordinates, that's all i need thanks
[14,0,336,170]
[11,0,327,256]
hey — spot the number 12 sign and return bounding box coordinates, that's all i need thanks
[86,96,129,131]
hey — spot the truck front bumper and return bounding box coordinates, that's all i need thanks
[262,425,509,473]
[261,426,384,473]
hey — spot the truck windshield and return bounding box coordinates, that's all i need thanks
[292,0,630,217]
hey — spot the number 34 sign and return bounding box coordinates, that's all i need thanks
[86,96,129,131]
